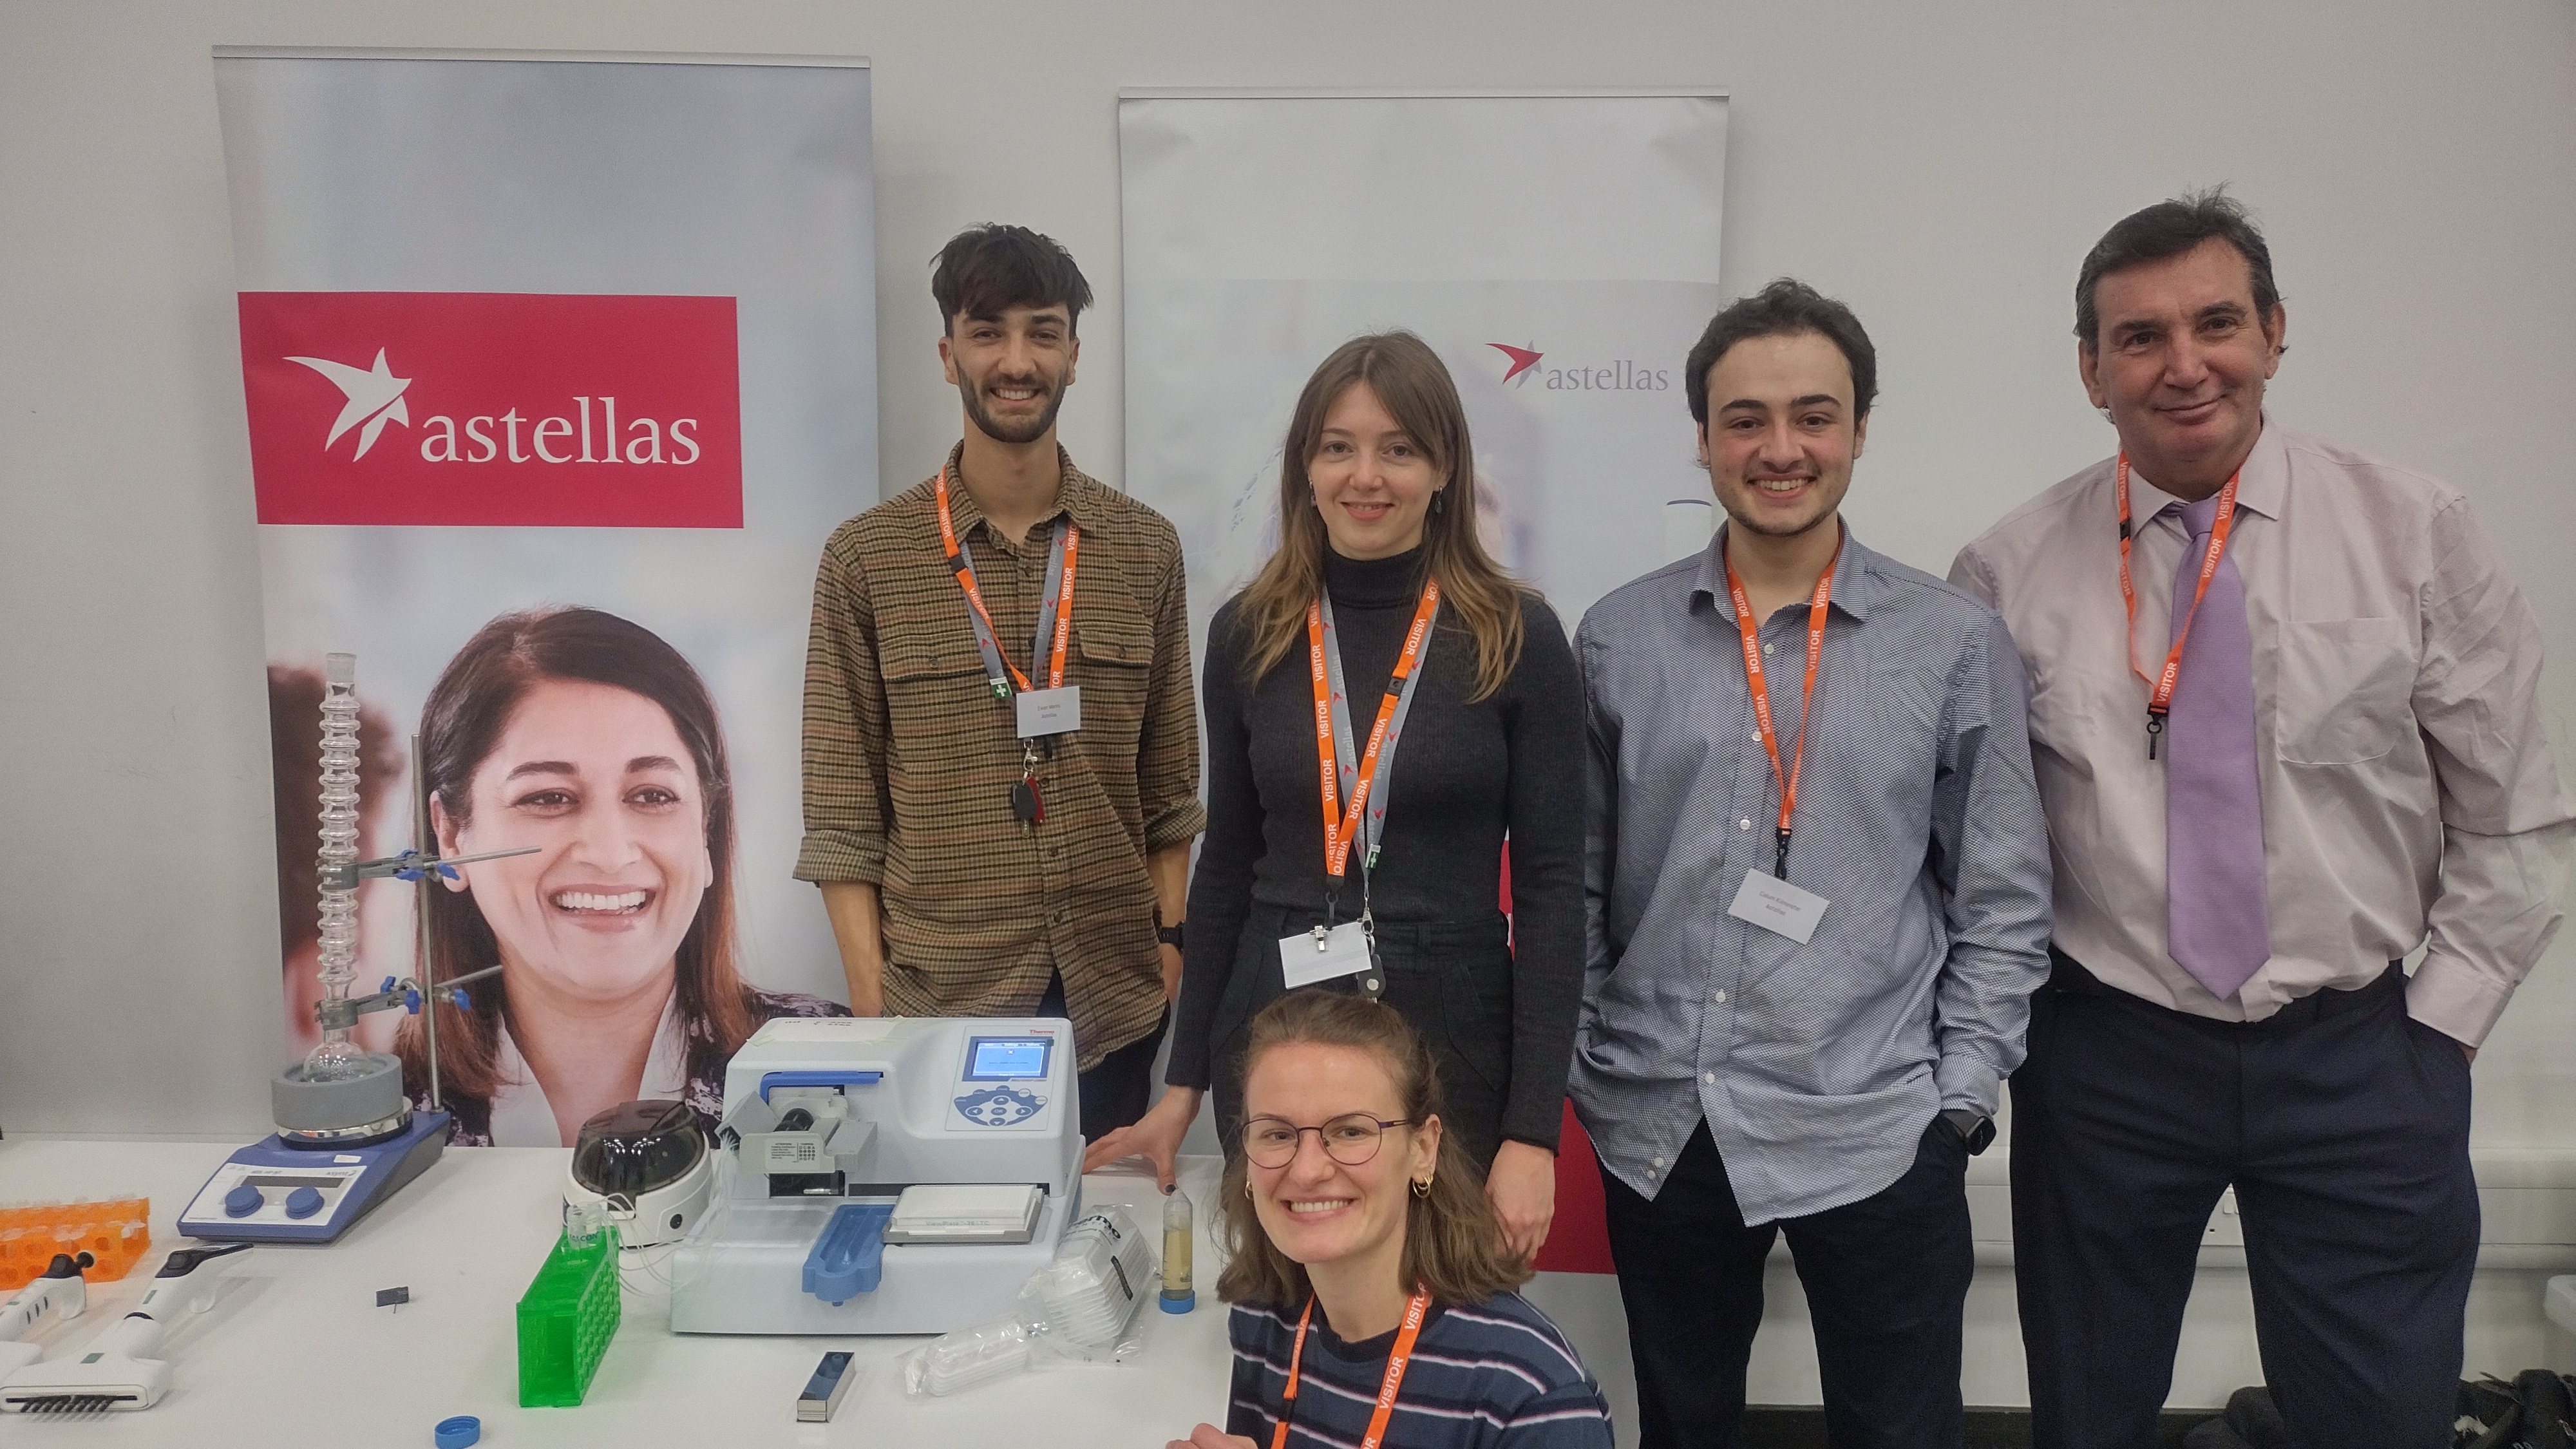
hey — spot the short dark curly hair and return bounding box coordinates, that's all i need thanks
[2075,187,2282,352]
[1684,278,1878,426]
[929,223,1094,336]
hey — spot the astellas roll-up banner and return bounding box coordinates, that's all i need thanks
[1119,89,1727,1413]
[216,50,875,1148]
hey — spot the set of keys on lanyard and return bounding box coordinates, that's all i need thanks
[1011,742,1049,826]
[934,473,1083,828]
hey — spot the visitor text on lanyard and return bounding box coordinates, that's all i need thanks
[1717,536,1841,946]
[1278,580,1439,996]
[1269,1287,1432,1449]
[936,472,1081,826]
[2114,453,2239,760]
[1725,535,1839,881]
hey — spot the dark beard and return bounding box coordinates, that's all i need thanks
[960,375,1066,447]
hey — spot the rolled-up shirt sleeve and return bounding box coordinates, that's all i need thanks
[1926,611,2055,1115]
[795,527,891,885]
[2405,497,2576,1047]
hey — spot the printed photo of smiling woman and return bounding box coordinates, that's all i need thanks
[1171,989,1611,1449]
[396,606,846,1147]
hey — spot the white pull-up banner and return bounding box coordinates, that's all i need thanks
[216,50,875,1146]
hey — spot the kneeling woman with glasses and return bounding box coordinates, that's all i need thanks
[1168,990,1612,1449]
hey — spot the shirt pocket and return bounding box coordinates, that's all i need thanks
[2274,618,2414,766]
[881,634,994,707]
[1074,605,1153,670]
[1071,600,1156,733]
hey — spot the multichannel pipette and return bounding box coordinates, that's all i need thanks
[0,1244,249,1418]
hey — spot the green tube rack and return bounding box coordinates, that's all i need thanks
[516,1225,621,1406]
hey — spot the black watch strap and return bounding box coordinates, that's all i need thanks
[1156,920,1184,951]
[1940,1108,1995,1155]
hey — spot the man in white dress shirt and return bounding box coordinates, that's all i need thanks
[1952,189,2574,1449]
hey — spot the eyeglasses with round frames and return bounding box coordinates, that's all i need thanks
[1239,1113,1418,1170]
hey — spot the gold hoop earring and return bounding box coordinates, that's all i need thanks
[1244,1180,1255,1202]
[1411,1177,1432,1198]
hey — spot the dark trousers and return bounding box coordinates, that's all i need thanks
[1036,971,1168,1144]
[2012,952,2478,1449]
[1602,1117,1974,1449]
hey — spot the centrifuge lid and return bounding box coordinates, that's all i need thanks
[570,1099,705,1200]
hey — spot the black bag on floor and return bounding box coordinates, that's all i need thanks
[2182,1386,2287,1449]
[2454,1371,2575,1449]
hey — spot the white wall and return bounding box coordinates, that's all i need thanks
[3,0,2570,1413]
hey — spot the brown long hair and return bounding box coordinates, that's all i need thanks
[394,607,757,1114]
[1214,990,1531,1311]
[1233,333,1527,701]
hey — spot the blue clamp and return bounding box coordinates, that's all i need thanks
[759,1070,882,1102]
[403,989,422,1014]
[801,1203,895,1306]
[451,987,471,1012]
[380,976,397,994]
[391,851,462,884]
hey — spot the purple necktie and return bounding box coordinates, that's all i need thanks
[2164,495,2270,998]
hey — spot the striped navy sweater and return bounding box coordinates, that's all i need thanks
[1225,1293,1614,1448]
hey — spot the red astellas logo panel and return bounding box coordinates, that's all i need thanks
[239,292,743,527]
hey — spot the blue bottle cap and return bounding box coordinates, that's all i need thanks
[1159,1288,1196,1313]
[434,1414,481,1448]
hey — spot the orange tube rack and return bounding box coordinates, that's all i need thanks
[0,1198,151,1289]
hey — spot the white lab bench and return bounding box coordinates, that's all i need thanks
[0,1137,1235,1445]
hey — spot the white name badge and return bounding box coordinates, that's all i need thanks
[1014,685,1081,738]
[1727,869,1830,945]
[1279,922,1374,989]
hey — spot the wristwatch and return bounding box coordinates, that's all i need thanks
[1153,907,1184,952]
[1941,1108,1996,1155]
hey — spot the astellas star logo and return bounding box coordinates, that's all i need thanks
[287,348,412,459]
[1487,343,1544,386]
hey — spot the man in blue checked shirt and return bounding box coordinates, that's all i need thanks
[1572,278,2054,1449]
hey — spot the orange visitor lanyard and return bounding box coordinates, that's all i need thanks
[934,470,1077,697]
[1270,1286,1432,1449]
[1725,532,1840,880]
[1306,579,1442,884]
[2115,453,2238,759]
